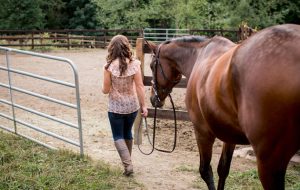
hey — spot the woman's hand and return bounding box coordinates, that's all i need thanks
[141,106,148,117]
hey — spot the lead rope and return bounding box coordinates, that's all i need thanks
[138,94,177,155]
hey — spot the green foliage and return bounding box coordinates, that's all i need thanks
[0,131,142,189]
[66,0,98,29]
[0,0,45,29]
[219,0,300,29]
[143,0,177,28]
[0,0,299,30]
[41,0,66,29]
[92,0,149,29]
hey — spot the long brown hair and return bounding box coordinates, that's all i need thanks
[105,35,133,76]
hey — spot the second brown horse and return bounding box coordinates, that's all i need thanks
[148,24,300,190]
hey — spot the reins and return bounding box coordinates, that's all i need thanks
[138,93,178,155]
[138,40,178,155]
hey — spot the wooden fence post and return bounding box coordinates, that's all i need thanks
[103,31,107,48]
[67,32,70,50]
[133,38,145,145]
[40,32,43,46]
[31,32,34,49]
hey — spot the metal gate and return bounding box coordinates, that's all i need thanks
[0,47,83,156]
[143,28,190,43]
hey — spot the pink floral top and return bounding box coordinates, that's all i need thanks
[107,59,141,114]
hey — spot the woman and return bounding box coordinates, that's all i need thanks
[102,35,148,176]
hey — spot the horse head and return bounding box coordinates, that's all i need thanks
[147,41,182,108]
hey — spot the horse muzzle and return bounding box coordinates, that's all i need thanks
[150,95,165,108]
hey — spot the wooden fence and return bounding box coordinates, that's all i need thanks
[0,27,253,49]
[0,29,143,49]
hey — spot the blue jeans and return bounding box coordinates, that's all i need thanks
[108,111,138,141]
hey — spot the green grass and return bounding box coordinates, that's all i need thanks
[0,131,143,190]
[226,166,300,190]
[177,160,300,190]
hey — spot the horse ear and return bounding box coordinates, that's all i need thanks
[144,40,157,54]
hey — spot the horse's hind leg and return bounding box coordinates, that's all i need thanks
[217,143,236,190]
[199,141,216,190]
[194,128,216,190]
[256,158,287,190]
[255,139,297,190]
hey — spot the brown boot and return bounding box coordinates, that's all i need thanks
[125,139,133,155]
[114,139,133,176]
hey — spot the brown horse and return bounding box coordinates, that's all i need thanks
[147,24,300,190]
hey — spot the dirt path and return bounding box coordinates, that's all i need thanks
[0,49,266,189]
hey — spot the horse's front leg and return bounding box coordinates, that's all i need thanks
[217,143,236,190]
[194,125,216,190]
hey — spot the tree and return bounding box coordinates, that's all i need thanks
[93,0,149,29]
[0,0,45,29]
[221,0,295,29]
[1,0,299,30]
[274,1,300,25]
[174,0,226,29]
[64,0,98,29]
[142,0,177,28]
[41,0,66,29]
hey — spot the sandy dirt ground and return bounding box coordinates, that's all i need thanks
[0,49,297,189]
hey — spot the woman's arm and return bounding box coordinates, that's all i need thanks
[134,69,148,117]
[102,66,111,94]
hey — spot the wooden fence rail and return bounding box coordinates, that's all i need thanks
[0,27,254,49]
[0,29,143,49]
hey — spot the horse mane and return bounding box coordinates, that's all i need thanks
[164,36,208,44]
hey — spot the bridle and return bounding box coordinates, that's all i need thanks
[138,40,179,155]
[151,43,181,103]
